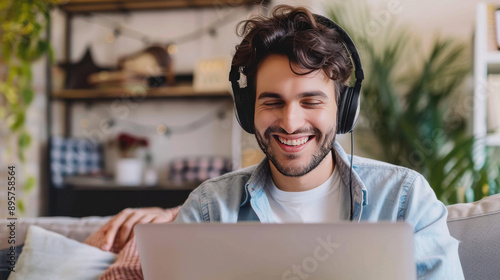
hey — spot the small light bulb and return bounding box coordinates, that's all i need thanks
[167,44,178,54]
[80,118,90,128]
[157,124,168,135]
[105,33,115,43]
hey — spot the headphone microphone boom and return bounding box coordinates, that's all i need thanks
[229,13,364,135]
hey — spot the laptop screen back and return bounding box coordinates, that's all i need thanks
[135,222,416,280]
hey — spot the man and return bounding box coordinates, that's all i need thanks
[87,5,464,279]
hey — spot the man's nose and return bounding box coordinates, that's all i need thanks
[280,103,305,134]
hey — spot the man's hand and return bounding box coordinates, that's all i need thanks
[85,206,181,253]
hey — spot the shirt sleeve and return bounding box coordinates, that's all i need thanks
[402,174,465,280]
[174,187,206,223]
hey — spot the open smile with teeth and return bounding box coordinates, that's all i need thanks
[277,136,311,147]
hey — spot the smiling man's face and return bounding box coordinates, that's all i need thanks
[254,54,338,177]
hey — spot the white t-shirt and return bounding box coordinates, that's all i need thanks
[265,168,343,223]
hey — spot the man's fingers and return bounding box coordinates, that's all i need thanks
[87,206,182,253]
[114,212,155,250]
[101,208,136,250]
[151,215,170,223]
[166,206,182,221]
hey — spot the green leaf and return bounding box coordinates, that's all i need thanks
[21,87,34,105]
[18,130,31,148]
[17,147,25,163]
[21,61,32,82]
[7,112,24,131]
[31,39,49,60]
[3,84,18,105]
[24,176,36,192]
[17,200,25,215]
[0,1,9,11]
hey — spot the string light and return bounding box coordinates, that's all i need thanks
[105,33,116,43]
[80,118,90,128]
[106,107,228,136]
[81,7,249,46]
[156,124,168,135]
[167,44,178,54]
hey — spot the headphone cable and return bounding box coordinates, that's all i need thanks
[349,131,354,221]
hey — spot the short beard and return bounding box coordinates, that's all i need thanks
[255,126,336,177]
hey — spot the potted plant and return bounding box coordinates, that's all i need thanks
[115,133,149,185]
[0,0,59,213]
[327,1,500,204]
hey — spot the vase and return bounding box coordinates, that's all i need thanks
[115,158,143,186]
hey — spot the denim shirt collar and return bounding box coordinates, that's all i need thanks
[239,159,270,206]
[240,141,367,221]
[332,141,368,221]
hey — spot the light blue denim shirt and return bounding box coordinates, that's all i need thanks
[175,141,464,279]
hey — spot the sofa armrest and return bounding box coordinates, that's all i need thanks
[446,194,500,280]
[0,216,110,249]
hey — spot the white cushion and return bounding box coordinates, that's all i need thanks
[447,194,500,221]
[0,216,110,250]
[7,225,116,280]
[446,194,500,280]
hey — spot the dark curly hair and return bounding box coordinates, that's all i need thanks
[232,5,353,101]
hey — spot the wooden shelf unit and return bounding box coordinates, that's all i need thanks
[45,0,258,216]
[60,0,268,13]
[52,86,232,100]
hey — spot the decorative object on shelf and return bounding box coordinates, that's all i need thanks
[119,45,168,75]
[88,70,147,91]
[329,0,500,204]
[117,133,148,158]
[59,47,111,89]
[143,152,158,186]
[168,156,232,185]
[147,76,166,88]
[115,158,143,186]
[88,45,174,91]
[50,136,104,188]
[119,45,175,86]
[115,133,149,186]
[193,57,232,92]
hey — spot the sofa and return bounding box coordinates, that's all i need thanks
[1,193,499,280]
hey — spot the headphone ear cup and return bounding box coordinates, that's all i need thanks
[232,86,255,134]
[337,85,361,134]
[230,67,255,134]
[337,86,351,134]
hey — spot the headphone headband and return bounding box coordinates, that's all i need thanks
[313,14,364,82]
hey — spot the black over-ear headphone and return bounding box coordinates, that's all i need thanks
[229,13,364,135]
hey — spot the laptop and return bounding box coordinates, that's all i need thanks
[135,222,416,280]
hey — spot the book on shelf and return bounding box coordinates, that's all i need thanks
[487,74,500,133]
